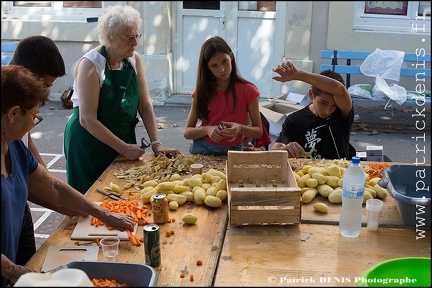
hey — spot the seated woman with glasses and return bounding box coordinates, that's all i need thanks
[1,65,135,287]
[63,4,179,194]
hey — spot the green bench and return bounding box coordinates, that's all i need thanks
[321,49,431,105]
[1,42,17,65]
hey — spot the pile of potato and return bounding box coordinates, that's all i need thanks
[140,168,228,210]
[294,163,389,206]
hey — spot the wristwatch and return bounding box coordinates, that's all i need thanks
[150,140,161,146]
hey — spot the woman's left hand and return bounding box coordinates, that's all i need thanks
[219,121,241,142]
[102,211,135,232]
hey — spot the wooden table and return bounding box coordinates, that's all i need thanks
[25,156,430,287]
[214,159,431,286]
[214,224,430,286]
[25,155,229,287]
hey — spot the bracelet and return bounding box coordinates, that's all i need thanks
[150,140,161,146]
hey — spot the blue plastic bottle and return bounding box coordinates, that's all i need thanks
[339,156,366,238]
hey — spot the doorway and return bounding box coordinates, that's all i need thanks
[173,1,286,98]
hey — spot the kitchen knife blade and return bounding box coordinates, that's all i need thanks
[96,188,122,200]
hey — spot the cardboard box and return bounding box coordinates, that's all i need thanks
[284,92,310,106]
[356,151,368,161]
[366,145,383,162]
[259,98,303,136]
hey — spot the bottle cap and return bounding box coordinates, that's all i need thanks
[351,156,360,164]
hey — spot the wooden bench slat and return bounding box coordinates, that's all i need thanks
[1,42,18,65]
[1,42,17,52]
[321,49,431,62]
[321,64,431,78]
[1,55,12,65]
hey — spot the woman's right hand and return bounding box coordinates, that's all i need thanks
[281,142,306,158]
[121,144,146,160]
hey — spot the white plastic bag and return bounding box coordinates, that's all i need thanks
[372,75,407,105]
[14,269,93,287]
[360,48,405,81]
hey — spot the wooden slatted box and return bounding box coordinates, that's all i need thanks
[226,151,301,225]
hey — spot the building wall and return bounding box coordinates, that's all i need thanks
[2,1,430,100]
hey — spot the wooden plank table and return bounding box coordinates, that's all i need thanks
[301,193,403,227]
[25,155,229,287]
[25,154,430,287]
[214,224,431,287]
[214,159,431,287]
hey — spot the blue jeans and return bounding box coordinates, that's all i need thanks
[189,138,242,155]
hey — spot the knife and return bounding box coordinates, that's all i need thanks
[96,188,128,200]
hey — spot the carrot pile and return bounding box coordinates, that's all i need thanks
[365,162,391,179]
[91,278,129,287]
[90,199,152,246]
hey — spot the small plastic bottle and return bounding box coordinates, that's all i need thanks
[339,156,366,238]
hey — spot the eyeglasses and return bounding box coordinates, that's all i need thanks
[22,108,43,126]
[121,33,142,44]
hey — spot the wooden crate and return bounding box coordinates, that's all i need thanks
[226,151,301,226]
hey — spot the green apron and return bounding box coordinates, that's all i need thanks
[64,46,139,194]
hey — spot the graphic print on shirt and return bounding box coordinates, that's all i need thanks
[304,123,326,150]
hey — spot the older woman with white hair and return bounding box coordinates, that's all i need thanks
[64,5,179,194]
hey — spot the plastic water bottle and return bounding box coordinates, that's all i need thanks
[339,156,366,238]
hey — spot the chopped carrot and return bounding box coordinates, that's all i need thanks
[126,229,139,246]
[366,163,390,179]
[91,278,129,287]
[136,209,142,219]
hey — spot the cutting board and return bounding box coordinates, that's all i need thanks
[71,202,139,240]
[41,246,99,272]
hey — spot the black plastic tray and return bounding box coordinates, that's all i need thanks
[66,261,158,287]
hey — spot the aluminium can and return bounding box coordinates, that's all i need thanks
[144,224,161,267]
[151,193,167,224]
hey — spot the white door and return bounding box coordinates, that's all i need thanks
[173,1,286,98]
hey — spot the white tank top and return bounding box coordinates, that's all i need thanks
[70,49,137,108]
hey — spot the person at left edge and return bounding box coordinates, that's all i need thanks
[8,35,66,268]
[1,65,135,287]
[63,5,179,194]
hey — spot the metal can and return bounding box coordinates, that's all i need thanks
[144,224,161,267]
[151,193,167,224]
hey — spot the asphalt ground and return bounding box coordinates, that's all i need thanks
[29,96,431,251]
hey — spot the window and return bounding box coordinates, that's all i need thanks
[354,1,430,34]
[3,1,125,21]
[238,1,276,12]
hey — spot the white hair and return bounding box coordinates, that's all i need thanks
[97,5,142,46]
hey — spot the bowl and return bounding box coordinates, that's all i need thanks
[379,165,430,227]
[356,257,431,287]
[66,261,158,287]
